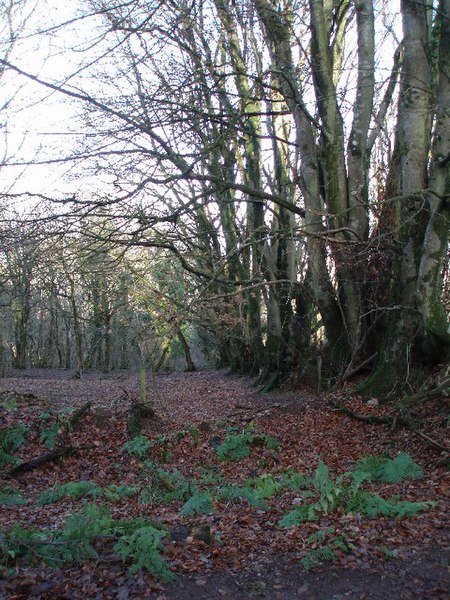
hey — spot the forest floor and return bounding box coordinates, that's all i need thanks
[0,368,448,599]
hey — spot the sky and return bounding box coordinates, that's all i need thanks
[0,0,105,204]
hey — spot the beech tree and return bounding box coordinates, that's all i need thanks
[0,0,448,394]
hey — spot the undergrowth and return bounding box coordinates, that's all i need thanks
[300,528,349,571]
[0,485,27,507]
[0,503,174,580]
[215,424,280,461]
[37,481,138,505]
[1,411,437,581]
[278,453,433,528]
[0,424,29,466]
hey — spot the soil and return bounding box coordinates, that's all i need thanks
[0,368,448,599]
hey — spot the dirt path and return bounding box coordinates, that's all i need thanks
[0,369,448,599]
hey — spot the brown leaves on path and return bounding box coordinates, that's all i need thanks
[0,368,448,599]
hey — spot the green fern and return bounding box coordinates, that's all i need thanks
[216,432,253,461]
[311,462,346,513]
[220,484,269,509]
[347,491,434,518]
[278,504,319,527]
[377,453,423,483]
[103,484,138,501]
[300,529,349,571]
[245,473,282,498]
[113,516,165,537]
[188,426,201,445]
[376,545,398,558]
[0,424,29,466]
[114,526,175,581]
[216,429,281,461]
[139,486,165,506]
[1,523,48,566]
[219,473,284,509]
[278,469,311,491]
[0,425,28,453]
[139,464,194,505]
[312,460,332,494]
[0,396,18,411]
[122,435,151,457]
[306,528,335,544]
[38,481,101,505]
[299,545,337,571]
[0,485,26,507]
[179,492,214,516]
[353,453,423,483]
[1,504,173,578]
[39,424,60,449]
[278,455,433,528]
[255,434,281,450]
[157,469,194,503]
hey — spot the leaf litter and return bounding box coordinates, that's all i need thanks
[0,368,448,599]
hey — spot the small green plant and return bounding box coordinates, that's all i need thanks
[139,486,165,506]
[37,408,74,450]
[278,504,319,527]
[216,427,281,461]
[1,503,173,580]
[179,492,214,516]
[122,435,152,458]
[0,485,26,506]
[0,396,18,411]
[0,424,29,466]
[188,426,201,445]
[220,484,270,509]
[139,463,194,505]
[278,469,311,490]
[353,453,423,483]
[39,411,52,421]
[245,473,282,499]
[38,481,101,505]
[216,431,253,461]
[103,484,138,502]
[346,492,434,518]
[300,544,337,571]
[375,545,398,558]
[114,525,175,581]
[57,503,114,563]
[299,528,349,571]
[278,456,433,528]
[198,465,223,486]
[0,523,48,567]
[39,424,61,449]
[220,470,311,510]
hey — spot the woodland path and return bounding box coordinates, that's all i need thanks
[0,369,448,599]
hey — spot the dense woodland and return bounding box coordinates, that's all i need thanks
[0,0,449,395]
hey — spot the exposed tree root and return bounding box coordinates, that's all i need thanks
[400,377,450,407]
[329,397,450,457]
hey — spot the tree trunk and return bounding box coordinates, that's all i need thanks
[361,0,449,394]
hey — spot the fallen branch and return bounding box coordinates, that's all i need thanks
[4,401,91,478]
[5,445,75,478]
